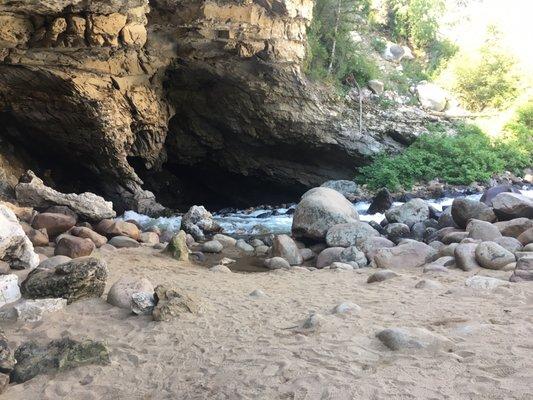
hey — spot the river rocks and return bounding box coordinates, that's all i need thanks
[165,231,189,261]
[339,246,367,268]
[316,247,344,269]
[236,239,254,253]
[510,256,533,282]
[480,185,521,205]
[367,269,398,283]
[414,279,443,290]
[466,219,501,241]
[0,205,39,270]
[491,192,533,220]
[107,276,154,310]
[495,236,522,253]
[367,188,393,214]
[152,285,199,322]
[383,223,410,244]
[465,276,508,290]
[518,228,533,245]
[55,235,95,258]
[451,198,496,228]
[96,219,140,240]
[376,327,454,352]
[374,242,436,269]
[139,232,159,245]
[67,226,106,248]
[299,248,315,261]
[475,241,515,270]
[131,292,156,315]
[37,255,71,270]
[23,225,49,247]
[292,187,359,240]
[108,236,140,248]
[438,207,459,229]
[213,234,237,247]
[0,274,21,307]
[13,298,67,323]
[181,206,221,241]
[202,240,223,253]
[325,222,380,248]
[11,338,110,383]
[264,257,291,270]
[271,234,303,265]
[358,237,395,261]
[385,198,429,227]
[0,330,14,392]
[454,243,480,271]
[320,180,359,201]
[15,171,115,221]
[21,257,108,304]
[494,218,533,238]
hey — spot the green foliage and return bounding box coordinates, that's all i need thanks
[386,0,445,49]
[451,28,519,111]
[371,37,387,53]
[304,0,380,87]
[356,122,532,191]
[426,39,459,77]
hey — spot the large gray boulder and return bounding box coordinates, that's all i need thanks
[373,241,436,269]
[0,204,39,269]
[475,241,515,270]
[451,198,496,228]
[21,257,108,304]
[292,187,359,241]
[15,171,115,221]
[491,192,533,220]
[325,222,380,248]
[466,219,501,241]
[385,198,429,227]
[270,234,303,265]
[180,205,221,241]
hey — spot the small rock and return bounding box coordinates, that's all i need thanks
[454,243,480,271]
[14,298,67,322]
[69,226,107,248]
[451,198,496,228]
[249,289,266,298]
[108,236,140,249]
[465,275,509,290]
[376,327,454,352]
[414,279,443,290]
[510,256,533,282]
[213,234,236,247]
[236,239,254,253]
[152,285,199,322]
[0,274,21,307]
[139,232,159,245]
[475,241,515,270]
[107,276,154,310]
[330,262,354,270]
[264,257,290,270]
[37,255,71,270]
[271,234,303,265]
[32,212,76,238]
[210,265,232,273]
[332,302,361,314]
[385,198,429,227]
[367,188,393,214]
[367,269,398,283]
[202,240,223,253]
[131,292,156,315]
[466,219,501,241]
[165,230,189,261]
[55,235,95,258]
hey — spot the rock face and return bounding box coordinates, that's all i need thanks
[15,171,116,220]
[0,0,436,211]
[0,204,39,269]
[292,188,359,241]
[21,257,108,303]
[12,338,110,383]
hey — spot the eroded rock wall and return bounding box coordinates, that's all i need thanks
[0,0,434,212]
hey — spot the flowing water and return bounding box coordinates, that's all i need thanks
[122,189,533,236]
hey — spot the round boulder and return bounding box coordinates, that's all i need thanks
[475,241,516,270]
[107,276,154,310]
[325,222,380,248]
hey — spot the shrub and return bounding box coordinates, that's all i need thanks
[356,122,531,191]
[450,28,519,111]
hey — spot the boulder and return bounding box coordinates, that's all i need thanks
[213,234,237,247]
[442,231,468,244]
[95,219,140,240]
[385,198,429,227]
[416,83,448,112]
[339,246,367,268]
[37,255,71,270]
[325,222,380,248]
[376,327,454,352]
[451,198,496,228]
[131,292,156,315]
[0,274,21,307]
[367,269,398,283]
[13,298,67,323]
[292,187,359,240]
[15,171,115,221]
[510,256,533,282]
[491,192,533,220]
[11,338,110,383]
[454,243,480,271]
[475,241,515,270]
[69,226,107,247]
[494,237,522,253]
[108,236,140,248]
[320,180,359,201]
[236,239,254,253]
[367,79,384,95]
[437,207,459,229]
[107,276,154,310]
[373,242,436,269]
[152,285,199,322]
[518,228,533,245]
[466,219,502,241]
[367,188,393,214]
[299,248,315,261]
[21,257,108,304]
[0,205,39,269]
[480,185,521,205]
[24,226,49,247]
[494,218,533,238]
[139,232,160,245]
[45,205,78,222]
[358,237,395,262]
[180,205,221,241]
[264,257,291,270]
[383,223,410,244]
[271,234,303,265]
[165,231,189,261]
[316,247,344,269]
[202,240,223,253]
[55,235,95,258]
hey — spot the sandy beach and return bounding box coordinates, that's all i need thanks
[2,246,532,400]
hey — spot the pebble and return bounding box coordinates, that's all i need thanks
[332,302,361,315]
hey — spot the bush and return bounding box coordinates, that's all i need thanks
[356,122,531,191]
[450,28,519,111]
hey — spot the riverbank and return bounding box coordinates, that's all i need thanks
[3,245,532,400]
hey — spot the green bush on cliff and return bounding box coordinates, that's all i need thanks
[356,121,532,191]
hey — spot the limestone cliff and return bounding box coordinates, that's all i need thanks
[0,0,435,212]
